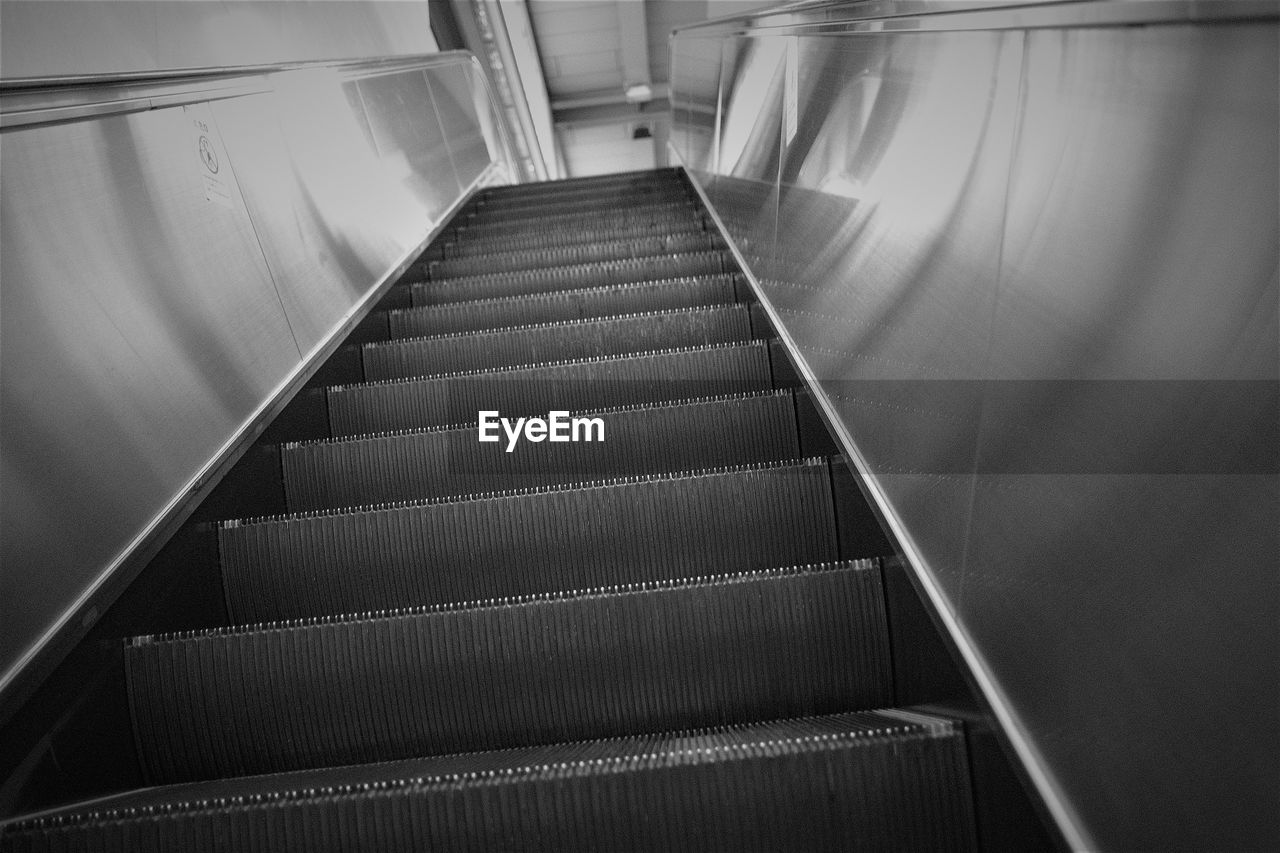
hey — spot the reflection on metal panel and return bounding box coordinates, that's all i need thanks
[967,25,1279,851]
[1,1,438,79]
[357,69,463,217]
[0,106,299,675]
[429,62,491,188]
[464,62,520,184]
[0,54,513,712]
[673,6,1279,851]
[668,34,719,174]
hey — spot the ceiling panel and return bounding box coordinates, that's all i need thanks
[528,1,618,35]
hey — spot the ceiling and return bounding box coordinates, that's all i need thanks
[525,0,770,176]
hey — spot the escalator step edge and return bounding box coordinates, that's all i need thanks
[0,710,977,853]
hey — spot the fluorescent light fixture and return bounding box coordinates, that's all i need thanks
[625,83,653,104]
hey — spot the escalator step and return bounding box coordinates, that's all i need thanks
[425,231,721,279]
[449,207,708,247]
[463,187,691,222]
[427,218,707,260]
[327,340,771,436]
[454,198,701,233]
[411,252,731,304]
[281,390,801,510]
[218,457,840,623]
[387,274,740,338]
[363,305,752,380]
[127,561,891,783]
[478,168,682,202]
[0,710,976,853]
[472,183,688,216]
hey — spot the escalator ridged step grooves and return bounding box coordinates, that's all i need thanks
[412,252,730,304]
[281,390,801,511]
[425,231,722,278]
[428,218,707,259]
[0,169,981,852]
[453,198,701,233]
[477,169,683,201]
[472,186,689,216]
[2,713,975,853]
[326,340,773,436]
[128,561,893,783]
[218,457,840,623]
[387,274,740,338]
[364,305,753,379]
[462,197,695,228]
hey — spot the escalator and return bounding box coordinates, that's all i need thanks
[2,169,999,850]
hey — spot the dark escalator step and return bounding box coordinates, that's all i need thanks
[464,187,691,221]
[0,710,977,852]
[364,305,753,380]
[327,340,771,436]
[282,390,801,510]
[473,182,688,215]
[478,168,681,201]
[387,274,740,338]
[446,212,708,251]
[411,252,732,305]
[425,231,722,279]
[425,217,707,260]
[126,561,891,783]
[219,457,840,622]
[458,197,701,230]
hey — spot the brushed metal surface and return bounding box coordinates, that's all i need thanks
[673,8,1279,851]
[356,67,463,219]
[1,55,514,712]
[429,61,493,189]
[0,106,299,684]
[1,1,438,80]
[668,34,720,176]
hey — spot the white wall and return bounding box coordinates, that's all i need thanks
[1,1,437,79]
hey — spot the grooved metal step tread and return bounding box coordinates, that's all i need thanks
[218,457,841,623]
[326,340,773,436]
[282,390,801,510]
[363,305,753,380]
[472,182,688,214]
[410,251,731,305]
[477,169,683,202]
[0,710,977,853]
[464,188,691,222]
[426,218,707,260]
[126,561,892,784]
[424,231,721,279]
[452,198,702,233]
[386,274,740,338]
[448,210,710,249]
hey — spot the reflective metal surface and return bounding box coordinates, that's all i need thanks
[673,5,1279,851]
[1,1,438,80]
[1,54,516,713]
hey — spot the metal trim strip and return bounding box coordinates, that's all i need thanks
[671,0,1279,37]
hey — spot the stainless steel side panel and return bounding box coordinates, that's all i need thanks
[674,11,1279,851]
[429,62,493,189]
[669,34,721,176]
[968,25,1278,851]
[0,55,512,709]
[1,106,299,673]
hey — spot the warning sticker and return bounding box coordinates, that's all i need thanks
[183,104,236,210]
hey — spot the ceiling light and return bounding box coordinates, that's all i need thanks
[625,83,653,104]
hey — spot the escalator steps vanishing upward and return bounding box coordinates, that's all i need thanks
[0,169,980,851]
